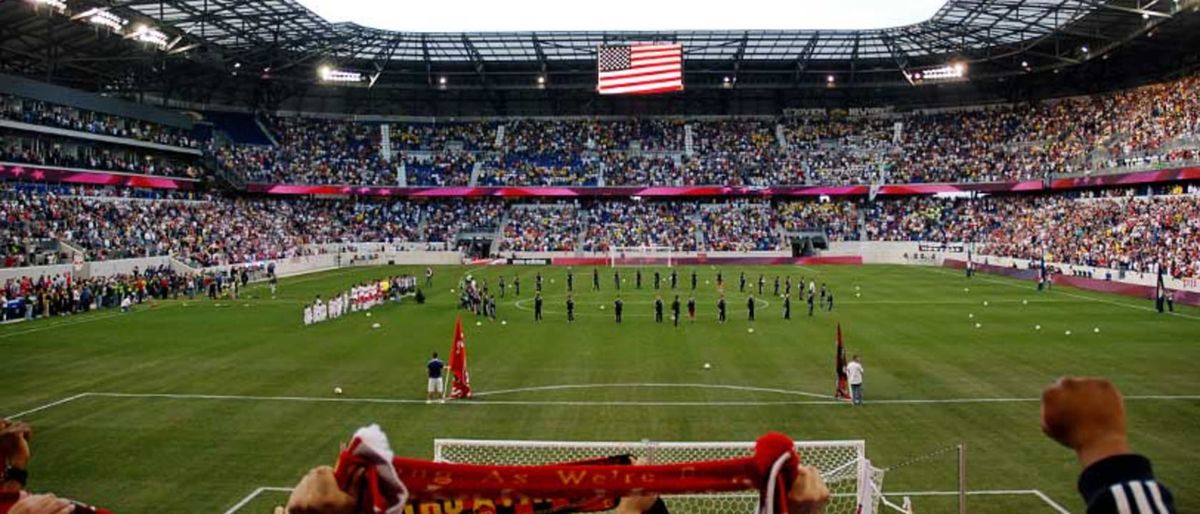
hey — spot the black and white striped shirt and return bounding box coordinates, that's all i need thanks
[1079,454,1175,514]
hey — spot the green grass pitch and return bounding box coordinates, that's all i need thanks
[2,264,1197,514]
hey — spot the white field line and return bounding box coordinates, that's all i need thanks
[922,267,1200,321]
[4,393,89,419]
[6,389,1192,418]
[220,486,293,514]
[471,383,830,399]
[0,306,167,339]
[881,489,1072,514]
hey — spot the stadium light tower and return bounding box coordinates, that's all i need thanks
[318,64,366,84]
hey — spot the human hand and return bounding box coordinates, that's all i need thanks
[614,458,660,514]
[1041,376,1131,468]
[8,493,73,514]
[1,420,32,466]
[275,466,360,514]
[786,464,830,514]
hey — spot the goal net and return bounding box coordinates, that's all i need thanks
[433,439,885,514]
[609,246,675,267]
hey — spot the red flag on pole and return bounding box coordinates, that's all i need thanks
[448,316,472,399]
[835,323,851,400]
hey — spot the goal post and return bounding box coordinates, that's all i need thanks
[609,245,676,268]
[433,438,885,514]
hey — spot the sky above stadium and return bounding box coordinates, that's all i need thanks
[293,0,949,32]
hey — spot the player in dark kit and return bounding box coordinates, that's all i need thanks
[671,295,681,327]
[671,269,678,289]
[687,295,696,322]
[654,295,664,323]
[536,272,543,292]
[739,272,746,292]
[716,270,723,287]
[654,270,661,289]
[747,295,756,321]
[758,274,765,295]
[773,276,780,296]
[825,290,834,311]
[783,294,791,319]
[534,292,543,321]
[636,269,643,289]
[499,276,506,297]
[820,282,827,300]
[567,269,574,292]
[807,291,815,317]
[593,268,600,291]
[514,276,521,296]
[785,277,792,297]
[614,297,624,323]
[566,294,575,322]
[614,270,621,290]
[691,270,698,290]
[717,295,727,323]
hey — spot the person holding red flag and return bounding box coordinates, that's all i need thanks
[834,324,851,402]
[447,317,472,400]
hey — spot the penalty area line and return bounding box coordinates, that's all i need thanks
[33,390,1200,411]
[220,486,293,514]
[881,489,1071,514]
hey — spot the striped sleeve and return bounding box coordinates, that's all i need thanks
[1079,454,1175,514]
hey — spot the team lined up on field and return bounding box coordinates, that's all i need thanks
[458,268,836,323]
[304,275,419,326]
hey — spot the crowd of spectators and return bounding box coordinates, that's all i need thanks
[1,132,200,178]
[392,122,495,151]
[498,204,583,252]
[2,178,1198,278]
[404,152,476,186]
[213,116,397,186]
[700,201,781,251]
[580,201,701,252]
[776,200,863,241]
[0,93,198,148]
[420,200,507,243]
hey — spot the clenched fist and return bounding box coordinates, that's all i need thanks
[787,464,830,514]
[1040,377,1131,468]
[274,466,359,514]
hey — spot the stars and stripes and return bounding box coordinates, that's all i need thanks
[597,43,683,95]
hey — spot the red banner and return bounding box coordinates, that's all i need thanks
[449,317,471,399]
[835,324,850,400]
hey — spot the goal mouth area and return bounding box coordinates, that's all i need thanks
[432,438,883,514]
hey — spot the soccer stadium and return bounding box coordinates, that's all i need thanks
[1,0,1199,512]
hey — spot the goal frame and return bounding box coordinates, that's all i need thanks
[432,438,883,514]
[608,245,676,268]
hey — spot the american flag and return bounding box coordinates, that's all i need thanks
[597,43,683,95]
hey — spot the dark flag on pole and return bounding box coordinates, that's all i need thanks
[1156,263,1167,313]
[835,324,850,400]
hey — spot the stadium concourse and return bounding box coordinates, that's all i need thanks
[2,0,1200,512]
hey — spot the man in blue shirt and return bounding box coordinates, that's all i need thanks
[426,352,445,404]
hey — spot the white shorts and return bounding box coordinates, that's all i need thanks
[427,377,444,393]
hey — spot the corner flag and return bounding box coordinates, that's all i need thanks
[835,324,850,400]
[448,316,472,399]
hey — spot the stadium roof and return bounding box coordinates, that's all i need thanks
[0,0,1197,113]
[114,0,1117,62]
[293,0,950,33]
